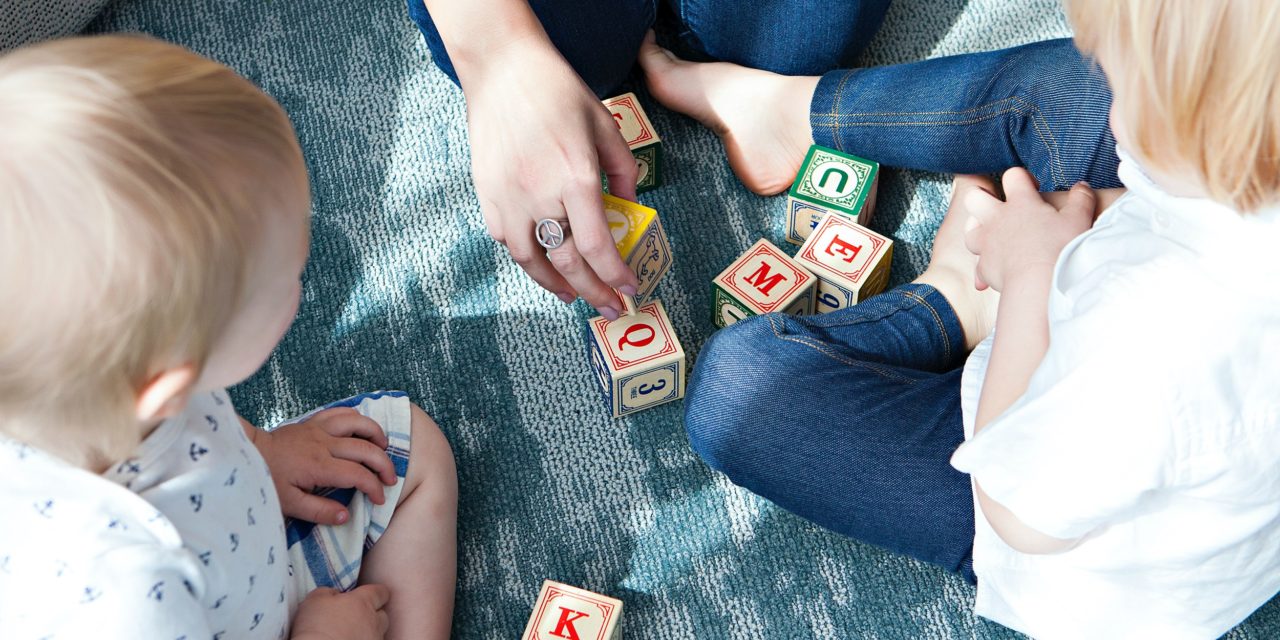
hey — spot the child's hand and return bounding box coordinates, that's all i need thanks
[963,168,1096,292]
[249,408,398,525]
[291,584,390,640]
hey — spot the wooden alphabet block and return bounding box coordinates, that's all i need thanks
[603,92,663,194]
[587,299,686,418]
[794,213,893,313]
[604,193,671,313]
[711,238,815,328]
[785,144,879,245]
[522,580,622,640]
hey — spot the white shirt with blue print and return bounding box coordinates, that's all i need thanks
[0,390,292,640]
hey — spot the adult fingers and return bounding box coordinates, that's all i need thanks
[504,209,577,303]
[594,106,639,203]
[314,409,388,450]
[377,610,390,637]
[546,233,623,319]
[332,437,397,486]
[283,489,348,526]
[561,176,639,294]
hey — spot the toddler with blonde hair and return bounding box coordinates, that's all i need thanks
[681,0,1280,636]
[0,35,456,639]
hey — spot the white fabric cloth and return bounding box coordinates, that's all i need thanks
[0,390,291,640]
[952,149,1280,639]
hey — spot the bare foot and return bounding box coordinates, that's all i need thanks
[638,32,818,196]
[914,175,1001,350]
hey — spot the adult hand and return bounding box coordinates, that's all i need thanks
[247,408,397,525]
[291,585,391,640]
[962,168,1096,292]
[460,36,640,319]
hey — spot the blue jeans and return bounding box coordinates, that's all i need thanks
[406,1,1119,190]
[684,284,977,583]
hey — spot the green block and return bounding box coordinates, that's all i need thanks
[789,145,878,215]
[633,143,662,194]
[711,284,754,329]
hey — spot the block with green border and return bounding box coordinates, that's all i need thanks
[785,145,879,245]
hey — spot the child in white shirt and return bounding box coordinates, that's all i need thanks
[682,0,1280,637]
[0,35,457,639]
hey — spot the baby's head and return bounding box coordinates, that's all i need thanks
[0,35,310,468]
[1066,0,1280,212]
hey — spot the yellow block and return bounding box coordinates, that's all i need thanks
[604,193,658,260]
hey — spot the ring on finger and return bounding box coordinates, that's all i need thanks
[535,218,569,250]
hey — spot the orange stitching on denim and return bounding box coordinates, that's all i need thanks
[900,289,952,363]
[765,315,918,384]
[810,96,1023,119]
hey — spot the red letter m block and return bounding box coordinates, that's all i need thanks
[550,607,590,640]
[743,262,787,296]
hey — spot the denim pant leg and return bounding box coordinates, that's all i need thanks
[685,284,976,582]
[405,0,656,97]
[667,0,893,75]
[811,38,1121,190]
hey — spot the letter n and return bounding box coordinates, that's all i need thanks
[818,167,849,193]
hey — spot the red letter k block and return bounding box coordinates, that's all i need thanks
[550,607,590,640]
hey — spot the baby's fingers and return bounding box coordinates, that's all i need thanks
[332,437,397,486]
[283,488,350,526]
[1061,181,1097,226]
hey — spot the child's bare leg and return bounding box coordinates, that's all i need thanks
[638,32,817,196]
[914,175,1002,350]
[359,404,457,640]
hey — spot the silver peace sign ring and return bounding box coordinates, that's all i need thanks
[535,218,568,250]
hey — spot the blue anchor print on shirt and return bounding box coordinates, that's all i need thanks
[116,459,142,475]
[33,499,53,518]
[212,632,226,640]
[205,415,219,431]
[80,586,103,603]
[190,493,204,512]
[225,468,238,486]
[278,589,285,603]
[189,442,209,462]
[211,392,225,406]
[198,550,212,566]
[229,532,240,552]
[247,508,255,526]
[107,517,127,531]
[267,546,275,565]
[260,488,268,505]
[148,581,165,601]
[248,574,256,592]
[182,579,196,596]
[250,613,264,630]
[213,594,227,609]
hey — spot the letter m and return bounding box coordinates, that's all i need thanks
[743,262,787,296]
[550,607,589,640]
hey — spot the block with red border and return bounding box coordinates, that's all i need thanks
[522,580,622,640]
[784,144,879,245]
[604,193,672,313]
[711,239,816,328]
[603,92,663,194]
[586,299,686,418]
[794,213,893,313]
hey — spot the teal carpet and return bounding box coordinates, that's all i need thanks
[81,0,1280,637]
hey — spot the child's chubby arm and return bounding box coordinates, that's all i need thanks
[962,169,1100,554]
[241,408,397,525]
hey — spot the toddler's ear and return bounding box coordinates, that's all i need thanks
[135,365,199,423]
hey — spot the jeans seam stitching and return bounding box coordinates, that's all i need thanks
[808,105,1023,128]
[810,96,1024,119]
[827,71,855,151]
[1017,97,1067,188]
[900,289,952,362]
[766,314,919,384]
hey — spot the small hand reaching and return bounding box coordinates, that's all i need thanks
[962,168,1097,293]
[291,584,391,640]
[247,407,397,526]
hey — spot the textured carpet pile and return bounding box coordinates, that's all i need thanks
[74,0,1280,637]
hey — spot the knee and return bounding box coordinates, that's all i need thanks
[684,316,788,475]
[404,403,458,514]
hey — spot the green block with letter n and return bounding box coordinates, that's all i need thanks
[633,143,662,194]
[785,145,879,245]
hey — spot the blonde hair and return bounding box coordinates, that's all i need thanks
[1066,0,1280,212]
[0,35,308,467]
